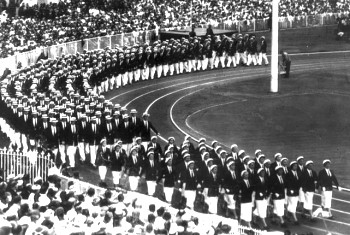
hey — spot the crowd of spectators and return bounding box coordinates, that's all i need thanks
[0,173,239,235]
[1,0,349,59]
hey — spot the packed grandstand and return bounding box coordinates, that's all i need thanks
[0,0,347,235]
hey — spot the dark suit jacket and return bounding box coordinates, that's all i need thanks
[253,176,269,200]
[239,179,254,203]
[270,174,286,200]
[102,122,115,144]
[142,159,159,181]
[110,150,126,171]
[158,166,176,187]
[286,170,301,196]
[222,168,239,196]
[65,123,78,146]
[181,169,199,191]
[126,155,142,176]
[86,123,102,145]
[119,121,135,144]
[147,142,163,162]
[139,120,158,142]
[301,169,318,192]
[203,172,222,197]
[129,116,142,137]
[58,121,69,143]
[77,121,89,142]
[318,169,339,191]
[45,125,60,148]
[95,146,112,166]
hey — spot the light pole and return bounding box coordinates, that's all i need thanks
[270,0,279,93]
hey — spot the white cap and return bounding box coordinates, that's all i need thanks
[255,149,262,155]
[199,137,206,142]
[257,168,265,174]
[211,140,218,146]
[147,151,154,157]
[247,160,255,165]
[168,136,175,141]
[297,156,304,161]
[323,159,331,165]
[165,157,172,163]
[305,160,314,166]
[241,170,248,177]
[187,160,195,166]
[274,153,282,158]
[130,109,137,113]
[263,159,271,164]
[151,136,158,140]
[183,153,191,159]
[257,154,265,161]
[289,161,297,167]
[275,165,283,171]
[281,157,288,163]
[242,155,250,162]
[238,150,245,156]
[231,144,238,149]
[210,165,217,171]
[227,160,235,168]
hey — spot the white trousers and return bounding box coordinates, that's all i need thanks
[191,59,196,71]
[164,187,173,203]
[59,144,66,164]
[287,196,299,213]
[67,145,77,168]
[179,62,184,73]
[273,199,285,216]
[98,166,108,181]
[128,71,133,84]
[247,54,257,66]
[150,66,156,79]
[224,194,236,210]
[122,73,129,86]
[184,190,196,209]
[254,199,267,218]
[258,53,269,65]
[109,78,115,90]
[129,176,139,191]
[169,64,174,76]
[206,196,218,214]
[163,64,169,76]
[115,74,122,88]
[146,181,157,196]
[156,65,163,78]
[89,145,97,166]
[241,202,253,222]
[202,58,208,70]
[321,190,332,209]
[122,144,132,156]
[174,63,180,74]
[298,188,305,203]
[78,142,89,161]
[209,58,214,69]
[226,56,237,67]
[304,192,314,210]
[186,60,191,72]
[142,67,149,80]
[134,69,141,82]
[112,171,122,185]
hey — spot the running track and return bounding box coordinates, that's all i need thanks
[99,51,350,234]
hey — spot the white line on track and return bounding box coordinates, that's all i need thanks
[301,224,346,235]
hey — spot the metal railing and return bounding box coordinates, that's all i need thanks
[0,147,55,184]
[0,30,157,76]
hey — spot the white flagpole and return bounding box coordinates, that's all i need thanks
[270,0,279,93]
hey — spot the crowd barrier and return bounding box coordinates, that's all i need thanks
[0,30,156,76]
[57,174,272,235]
[0,147,55,184]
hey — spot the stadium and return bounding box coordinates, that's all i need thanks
[1,0,350,235]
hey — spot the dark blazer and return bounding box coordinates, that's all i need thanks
[77,121,89,142]
[222,168,239,196]
[102,122,115,145]
[318,169,339,191]
[95,146,112,166]
[142,159,159,181]
[112,118,121,139]
[239,179,254,203]
[126,155,142,176]
[139,120,158,142]
[286,170,301,197]
[181,169,199,191]
[58,121,69,143]
[270,174,286,200]
[203,172,222,197]
[118,121,135,144]
[253,176,269,200]
[129,116,142,137]
[158,166,176,187]
[66,123,78,146]
[301,169,318,192]
[147,142,163,162]
[45,125,60,148]
[86,123,102,145]
[110,150,126,172]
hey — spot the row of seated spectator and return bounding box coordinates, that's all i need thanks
[0,173,238,235]
[1,0,349,59]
